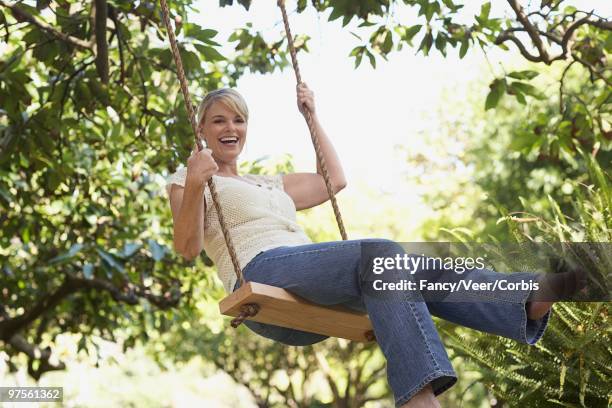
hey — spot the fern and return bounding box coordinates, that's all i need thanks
[441,159,611,406]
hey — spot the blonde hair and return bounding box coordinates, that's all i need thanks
[196,88,249,127]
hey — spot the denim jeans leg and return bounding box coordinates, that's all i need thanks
[424,268,552,345]
[241,239,458,406]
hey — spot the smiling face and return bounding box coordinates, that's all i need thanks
[199,101,247,163]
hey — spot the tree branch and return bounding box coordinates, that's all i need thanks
[498,11,611,66]
[503,27,562,45]
[361,363,388,389]
[507,0,551,62]
[66,275,182,309]
[0,0,92,50]
[0,279,76,342]
[0,273,181,342]
[559,60,577,114]
[572,53,612,87]
[495,32,543,63]
[93,0,109,83]
[314,347,341,401]
[7,334,66,381]
[108,6,125,84]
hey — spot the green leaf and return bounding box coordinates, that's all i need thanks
[479,2,491,21]
[23,28,42,46]
[402,25,422,43]
[358,20,376,28]
[328,6,343,22]
[297,0,307,13]
[234,31,251,51]
[96,248,125,274]
[36,0,51,10]
[354,51,363,68]
[604,31,612,53]
[184,24,218,43]
[459,38,469,58]
[435,34,447,56]
[418,32,434,56]
[228,31,239,42]
[194,44,225,62]
[342,14,353,27]
[88,80,110,106]
[366,49,376,68]
[48,243,84,265]
[46,168,62,192]
[382,31,393,54]
[148,239,167,261]
[349,46,364,57]
[563,5,577,14]
[83,263,95,279]
[507,70,539,80]
[511,81,544,99]
[122,242,143,258]
[425,2,440,22]
[485,78,506,110]
[33,41,59,63]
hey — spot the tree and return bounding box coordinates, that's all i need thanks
[440,153,611,406]
[0,0,302,379]
[228,0,610,165]
[153,314,392,408]
[1,2,609,398]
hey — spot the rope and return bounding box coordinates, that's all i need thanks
[159,0,244,285]
[230,303,261,328]
[159,0,350,331]
[277,0,348,240]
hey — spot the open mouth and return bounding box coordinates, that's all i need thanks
[219,136,239,145]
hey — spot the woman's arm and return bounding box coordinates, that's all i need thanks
[169,147,218,260]
[169,176,206,261]
[283,83,347,210]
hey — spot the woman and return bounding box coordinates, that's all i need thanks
[166,84,557,408]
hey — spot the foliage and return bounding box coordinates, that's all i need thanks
[403,60,610,242]
[152,304,392,408]
[441,155,611,407]
[0,0,293,379]
[471,63,610,241]
[0,2,609,408]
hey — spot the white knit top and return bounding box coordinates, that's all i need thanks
[165,167,312,293]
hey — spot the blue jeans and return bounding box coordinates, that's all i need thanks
[232,239,551,406]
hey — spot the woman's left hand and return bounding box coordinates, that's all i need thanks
[297,82,315,117]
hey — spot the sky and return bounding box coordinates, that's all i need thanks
[190,0,490,193]
[184,0,610,238]
[3,1,608,235]
[187,1,610,196]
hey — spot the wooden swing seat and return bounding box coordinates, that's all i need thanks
[219,281,374,342]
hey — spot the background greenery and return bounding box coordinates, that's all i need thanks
[1,0,610,406]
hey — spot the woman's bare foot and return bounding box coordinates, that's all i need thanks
[527,259,589,320]
[527,300,554,320]
[400,384,441,408]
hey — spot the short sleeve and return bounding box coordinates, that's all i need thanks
[257,174,284,191]
[165,167,187,196]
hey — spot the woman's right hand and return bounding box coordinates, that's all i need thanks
[186,145,218,186]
